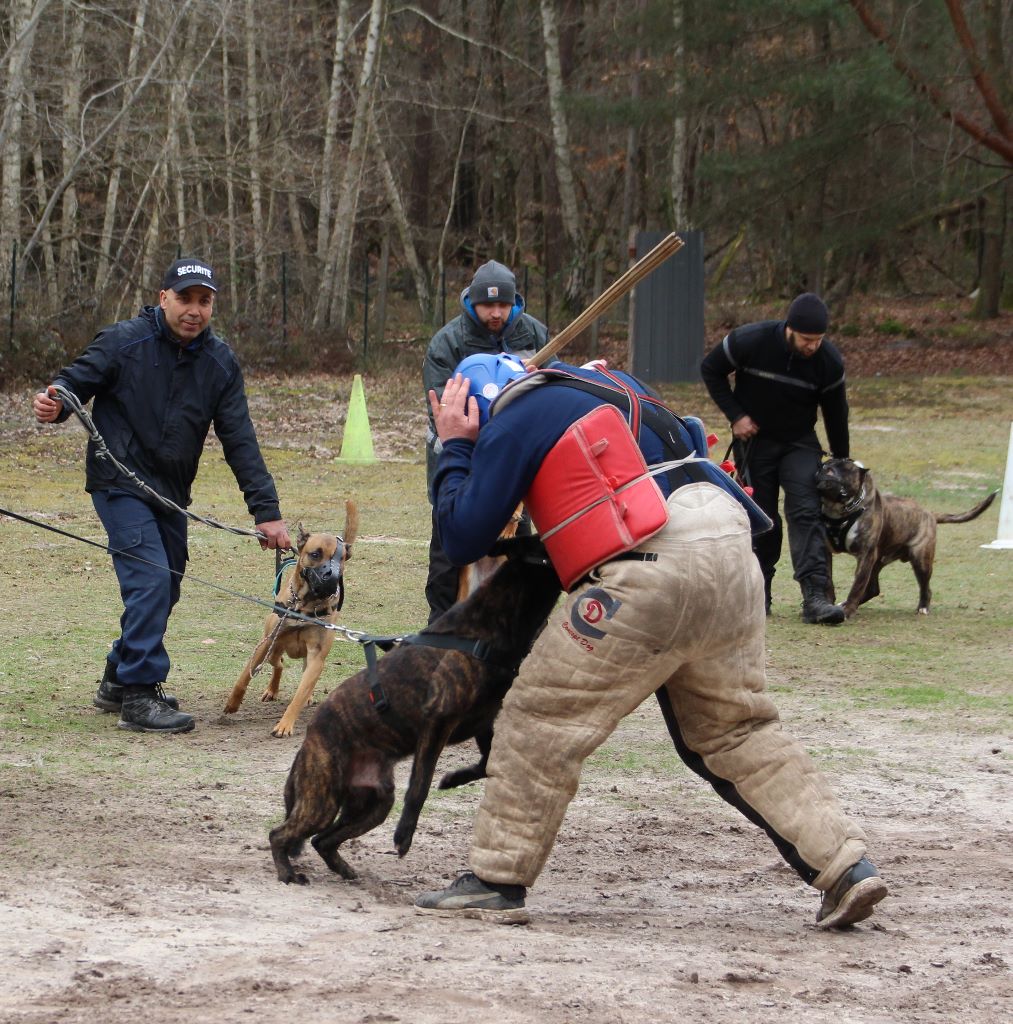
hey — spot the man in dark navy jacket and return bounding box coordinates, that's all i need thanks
[33,258,291,734]
[701,293,847,624]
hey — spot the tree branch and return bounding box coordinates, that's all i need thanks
[846,0,1013,165]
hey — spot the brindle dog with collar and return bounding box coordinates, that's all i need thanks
[269,534,561,884]
[224,501,358,737]
[816,458,996,617]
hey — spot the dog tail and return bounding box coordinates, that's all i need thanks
[936,490,997,524]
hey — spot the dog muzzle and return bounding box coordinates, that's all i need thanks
[301,558,343,601]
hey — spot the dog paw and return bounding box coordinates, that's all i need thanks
[917,607,929,615]
[260,691,279,703]
[393,828,414,858]
[271,723,294,738]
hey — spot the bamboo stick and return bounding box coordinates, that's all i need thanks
[529,232,685,367]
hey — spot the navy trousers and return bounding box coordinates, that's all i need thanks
[92,489,188,685]
[737,434,830,584]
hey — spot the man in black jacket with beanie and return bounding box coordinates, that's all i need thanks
[33,257,291,732]
[700,293,846,624]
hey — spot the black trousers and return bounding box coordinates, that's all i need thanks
[736,433,830,585]
[425,506,460,624]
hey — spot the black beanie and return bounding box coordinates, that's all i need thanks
[468,261,516,306]
[786,293,829,334]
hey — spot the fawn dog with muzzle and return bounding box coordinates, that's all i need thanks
[224,501,358,737]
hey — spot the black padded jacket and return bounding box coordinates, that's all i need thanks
[52,306,281,522]
[700,319,849,457]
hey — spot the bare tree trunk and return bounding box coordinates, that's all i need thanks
[95,0,148,294]
[973,181,1006,319]
[0,0,40,296]
[221,26,239,306]
[621,0,646,239]
[245,0,268,310]
[538,0,584,310]
[669,0,689,229]
[313,0,386,331]
[317,0,351,259]
[57,7,85,296]
[26,92,56,305]
[373,117,430,318]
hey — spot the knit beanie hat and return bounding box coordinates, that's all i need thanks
[786,292,829,334]
[468,261,516,306]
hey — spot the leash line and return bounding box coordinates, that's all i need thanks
[0,504,380,646]
[49,384,270,543]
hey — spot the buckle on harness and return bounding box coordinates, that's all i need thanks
[364,642,390,713]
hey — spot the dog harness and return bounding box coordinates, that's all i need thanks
[364,632,527,713]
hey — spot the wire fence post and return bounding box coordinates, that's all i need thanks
[8,241,16,349]
[362,254,369,361]
[440,268,446,326]
[281,252,288,346]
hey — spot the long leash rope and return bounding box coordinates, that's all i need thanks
[49,383,268,542]
[0,504,385,647]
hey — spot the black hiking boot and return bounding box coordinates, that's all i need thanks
[800,577,845,625]
[414,871,529,924]
[117,684,195,734]
[94,662,179,713]
[816,857,888,929]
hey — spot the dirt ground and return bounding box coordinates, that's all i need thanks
[2,307,1010,1023]
[1,682,1010,1024]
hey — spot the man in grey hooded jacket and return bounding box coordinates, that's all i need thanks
[422,260,548,620]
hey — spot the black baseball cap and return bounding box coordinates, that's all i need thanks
[162,258,218,293]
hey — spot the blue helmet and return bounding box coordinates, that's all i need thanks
[454,352,527,425]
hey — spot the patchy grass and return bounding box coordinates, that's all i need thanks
[0,371,1010,784]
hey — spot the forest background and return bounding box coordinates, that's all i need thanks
[0,0,1011,382]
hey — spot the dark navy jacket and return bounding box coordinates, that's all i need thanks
[53,306,281,522]
[700,319,849,457]
[432,365,688,566]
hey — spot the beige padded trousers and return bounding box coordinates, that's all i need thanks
[471,483,867,892]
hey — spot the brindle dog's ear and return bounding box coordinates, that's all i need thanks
[296,523,309,551]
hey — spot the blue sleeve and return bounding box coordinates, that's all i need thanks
[432,419,541,565]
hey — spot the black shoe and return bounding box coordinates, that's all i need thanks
[414,871,529,924]
[117,684,195,734]
[800,578,845,625]
[816,857,888,929]
[94,662,179,713]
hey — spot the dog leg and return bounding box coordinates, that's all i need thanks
[272,651,328,738]
[260,653,285,703]
[394,720,456,857]
[223,636,273,714]
[843,550,881,618]
[438,729,493,790]
[269,744,341,884]
[859,565,882,606]
[312,779,396,879]
[912,557,933,614]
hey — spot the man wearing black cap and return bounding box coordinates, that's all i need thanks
[700,293,847,624]
[421,260,548,620]
[33,257,291,732]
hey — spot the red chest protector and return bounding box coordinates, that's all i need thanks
[524,404,670,590]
